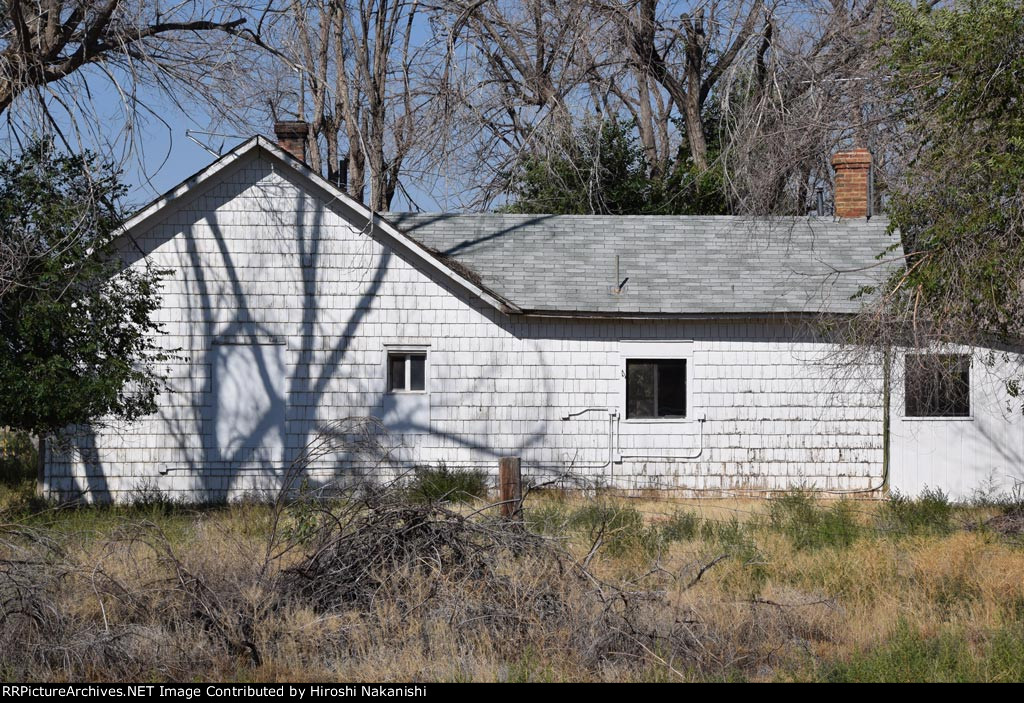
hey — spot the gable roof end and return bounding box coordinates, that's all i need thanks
[119,136,522,316]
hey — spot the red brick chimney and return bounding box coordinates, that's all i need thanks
[273,120,309,163]
[831,148,872,218]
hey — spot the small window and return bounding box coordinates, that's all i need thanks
[626,359,687,419]
[905,354,970,418]
[388,352,427,392]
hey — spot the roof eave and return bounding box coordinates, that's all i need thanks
[513,308,856,321]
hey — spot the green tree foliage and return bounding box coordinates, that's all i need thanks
[504,118,727,215]
[883,0,1024,345]
[0,141,171,436]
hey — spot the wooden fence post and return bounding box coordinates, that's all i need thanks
[499,456,522,521]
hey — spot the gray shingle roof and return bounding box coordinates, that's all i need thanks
[385,213,902,316]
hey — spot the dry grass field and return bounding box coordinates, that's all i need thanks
[1,457,1024,682]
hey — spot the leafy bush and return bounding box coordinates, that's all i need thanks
[568,502,661,558]
[405,464,490,504]
[818,500,862,548]
[0,430,39,512]
[0,430,36,481]
[769,490,862,550]
[660,509,702,543]
[0,141,171,437]
[877,488,954,537]
[525,503,570,535]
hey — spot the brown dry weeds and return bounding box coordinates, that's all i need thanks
[2,483,1023,682]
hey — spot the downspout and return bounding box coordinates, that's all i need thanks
[36,435,45,498]
[882,346,891,494]
[827,348,891,496]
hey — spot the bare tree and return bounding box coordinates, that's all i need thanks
[223,0,438,211]
[0,1,256,149]
[716,0,893,215]
[438,0,610,207]
[0,2,269,312]
[595,0,766,172]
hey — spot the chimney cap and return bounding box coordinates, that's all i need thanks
[273,120,309,163]
[274,120,309,138]
[832,148,872,167]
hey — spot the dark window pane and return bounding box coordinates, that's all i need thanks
[388,354,406,391]
[656,360,687,417]
[905,354,970,417]
[626,360,656,419]
[409,354,426,391]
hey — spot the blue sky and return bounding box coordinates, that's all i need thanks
[38,77,248,211]
[65,75,447,215]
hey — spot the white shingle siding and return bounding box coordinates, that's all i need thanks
[44,150,891,501]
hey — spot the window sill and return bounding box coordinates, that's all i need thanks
[901,415,974,422]
[387,390,429,396]
[623,417,696,424]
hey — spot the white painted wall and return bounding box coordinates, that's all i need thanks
[890,351,1024,501]
[44,149,894,501]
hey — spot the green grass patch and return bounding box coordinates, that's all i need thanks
[815,621,1024,682]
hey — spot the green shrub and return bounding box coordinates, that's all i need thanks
[769,490,861,550]
[568,502,661,558]
[0,430,36,480]
[126,479,184,512]
[0,430,39,512]
[525,503,570,535]
[700,516,766,586]
[700,515,753,546]
[406,464,490,504]
[877,487,954,536]
[660,509,702,543]
[818,500,862,548]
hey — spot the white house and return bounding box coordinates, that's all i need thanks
[41,126,1024,502]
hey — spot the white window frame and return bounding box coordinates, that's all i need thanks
[384,345,430,395]
[619,341,695,423]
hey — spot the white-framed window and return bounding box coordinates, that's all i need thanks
[626,359,687,419]
[619,341,694,421]
[387,351,427,393]
[904,353,971,418]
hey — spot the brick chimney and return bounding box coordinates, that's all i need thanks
[831,148,872,218]
[273,120,309,163]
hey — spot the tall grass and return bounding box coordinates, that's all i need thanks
[1,484,1022,682]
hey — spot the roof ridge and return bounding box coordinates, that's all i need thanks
[385,211,890,223]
